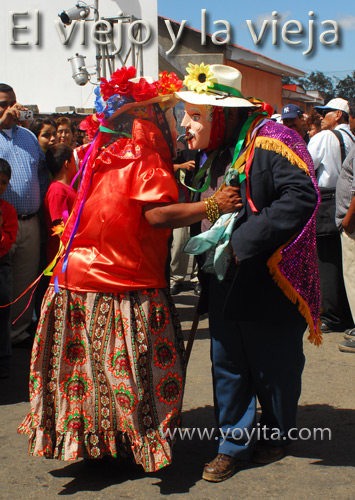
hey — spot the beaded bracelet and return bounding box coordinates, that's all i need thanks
[204,195,220,224]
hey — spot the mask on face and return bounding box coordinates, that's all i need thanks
[181,103,213,150]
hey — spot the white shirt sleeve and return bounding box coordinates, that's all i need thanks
[308,130,342,188]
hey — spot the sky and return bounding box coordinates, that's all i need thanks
[158,0,355,80]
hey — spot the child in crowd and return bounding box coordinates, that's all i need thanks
[29,118,57,153]
[44,144,77,264]
[0,159,18,379]
[30,118,58,322]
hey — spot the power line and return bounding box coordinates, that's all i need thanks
[324,70,355,74]
[284,62,354,78]
[291,68,354,80]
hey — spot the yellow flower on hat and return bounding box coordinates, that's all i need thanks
[183,63,215,93]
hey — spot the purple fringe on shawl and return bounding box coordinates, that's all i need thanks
[257,120,321,342]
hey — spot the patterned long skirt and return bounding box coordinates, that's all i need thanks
[18,286,186,472]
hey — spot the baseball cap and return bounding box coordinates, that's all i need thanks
[281,104,302,120]
[314,98,349,115]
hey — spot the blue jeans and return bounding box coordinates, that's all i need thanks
[208,277,306,459]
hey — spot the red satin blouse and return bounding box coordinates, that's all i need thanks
[52,119,179,293]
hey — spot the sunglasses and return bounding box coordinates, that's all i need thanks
[319,108,339,117]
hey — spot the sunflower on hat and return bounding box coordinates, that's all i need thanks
[183,63,215,93]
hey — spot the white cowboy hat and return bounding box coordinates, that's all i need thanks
[176,64,258,108]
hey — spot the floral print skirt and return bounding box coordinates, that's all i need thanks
[18,286,186,472]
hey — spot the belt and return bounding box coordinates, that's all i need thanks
[319,187,335,201]
[17,212,37,221]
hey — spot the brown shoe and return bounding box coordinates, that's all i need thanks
[202,453,237,482]
[252,443,286,464]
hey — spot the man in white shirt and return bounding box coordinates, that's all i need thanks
[336,97,355,352]
[308,98,355,333]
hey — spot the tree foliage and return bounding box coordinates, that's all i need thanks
[282,71,355,103]
[334,71,355,101]
[298,72,335,103]
[281,76,297,85]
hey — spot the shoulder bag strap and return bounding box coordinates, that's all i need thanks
[331,129,346,163]
[341,128,355,143]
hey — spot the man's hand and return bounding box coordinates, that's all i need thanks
[215,186,243,215]
[0,102,24,130]
[342,195,355,235]
[342,212,355,234]
[174,160,195,172]
[180,160,195,171]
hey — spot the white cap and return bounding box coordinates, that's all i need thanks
[315,98,349,115]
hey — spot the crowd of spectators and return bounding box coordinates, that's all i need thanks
[0,83,87,378]
[280,99,355,353]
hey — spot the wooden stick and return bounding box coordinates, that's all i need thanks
[185,308,200,365]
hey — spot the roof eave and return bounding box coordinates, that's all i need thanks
[226,46,305,78]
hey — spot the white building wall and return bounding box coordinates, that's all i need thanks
[0,0,158,112]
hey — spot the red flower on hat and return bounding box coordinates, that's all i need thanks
[100,78,117,100]
[157,71,183,95]
[110,65,136,96]
[131,77,158,102]
[100,66,137,100]
[111,65,136,85]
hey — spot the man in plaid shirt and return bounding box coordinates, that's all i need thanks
[0,83,48,344]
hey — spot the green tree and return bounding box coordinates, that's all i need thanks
[282,72,335,102]
[298,71,335,103]
[334,72,355,101]
[282,76,298,85]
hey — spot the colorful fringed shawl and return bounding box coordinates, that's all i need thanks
[255,120,321,345]
[185,116,321,345]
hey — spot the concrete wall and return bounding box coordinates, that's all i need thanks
[0,0,158,112]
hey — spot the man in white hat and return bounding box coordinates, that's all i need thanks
[308,98,355,333]
[177,63,320,482]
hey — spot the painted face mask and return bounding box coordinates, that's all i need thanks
[181,103,213,150]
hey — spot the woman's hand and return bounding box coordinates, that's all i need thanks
[214,186,243,215]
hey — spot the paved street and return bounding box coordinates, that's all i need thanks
[1,285,355,499]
